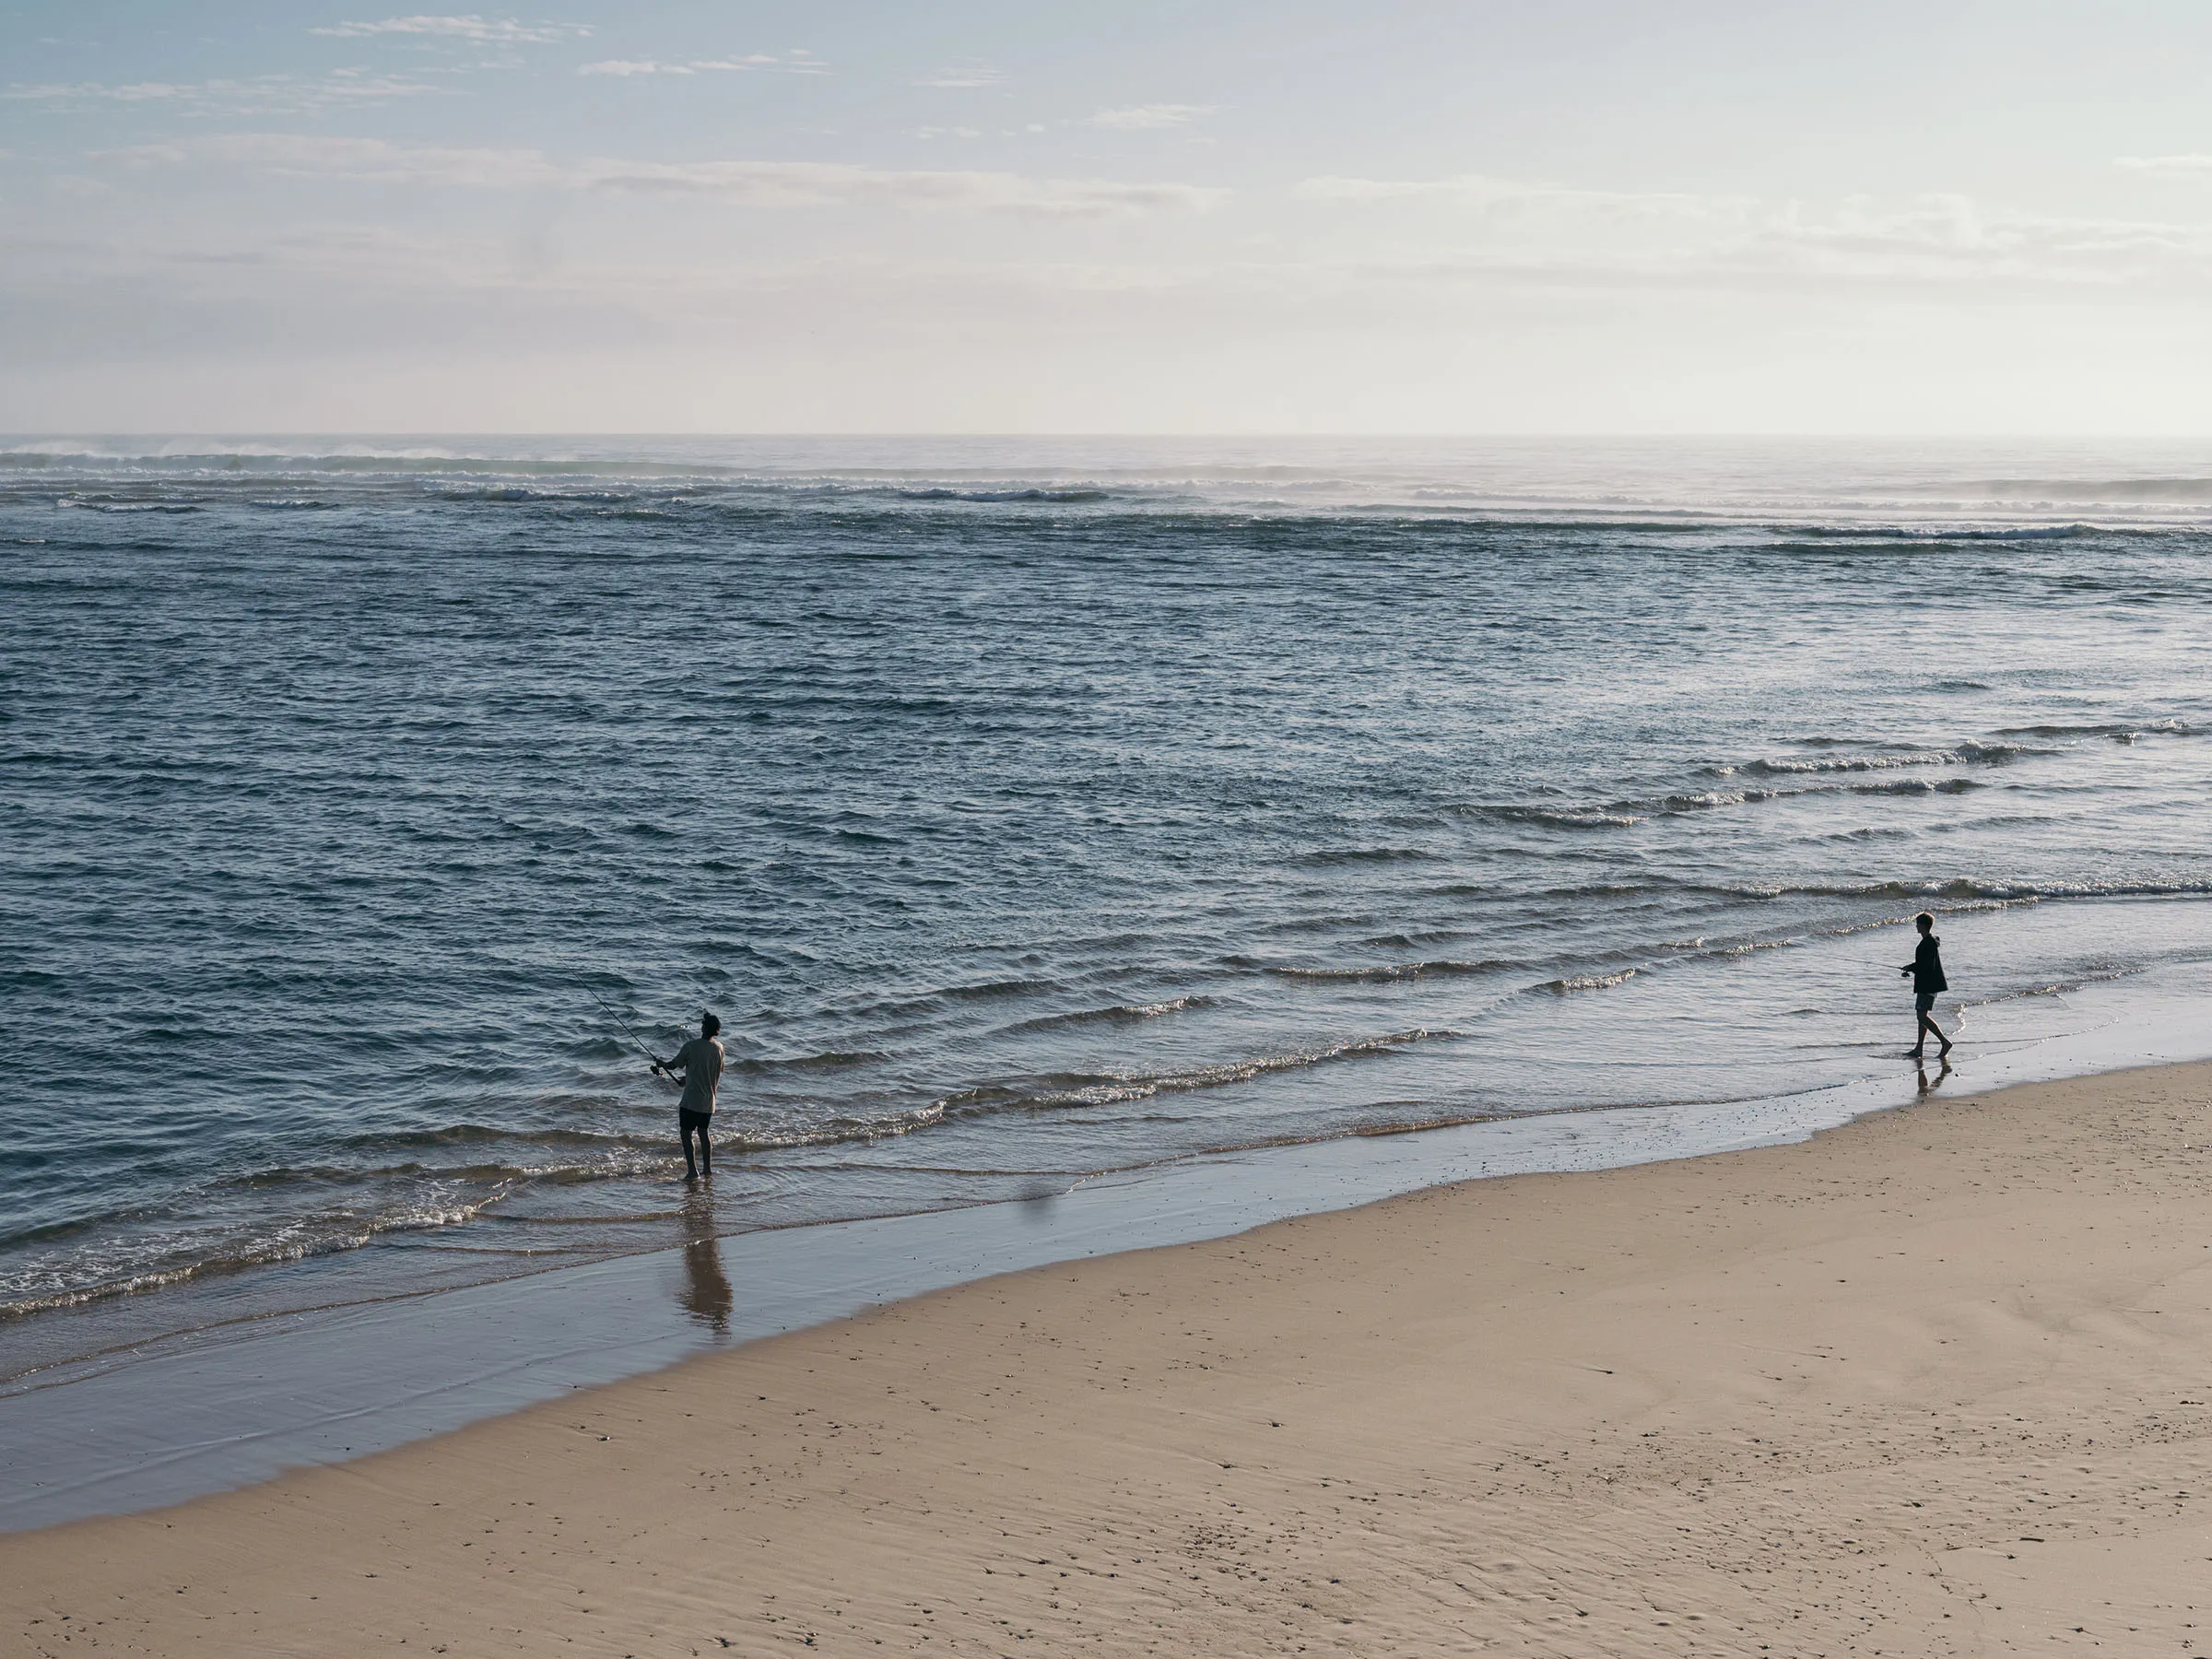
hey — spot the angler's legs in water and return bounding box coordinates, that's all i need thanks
[679,1109,712,1181]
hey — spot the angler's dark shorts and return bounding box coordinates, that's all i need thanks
[679,1109,713,1134]
[1915,993,1936,1014]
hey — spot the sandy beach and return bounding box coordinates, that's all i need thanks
[10,1060,2212,1656]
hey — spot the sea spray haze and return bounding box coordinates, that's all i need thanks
[4,435,2211,1378]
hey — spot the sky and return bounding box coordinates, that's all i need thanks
[10,1,2212,433]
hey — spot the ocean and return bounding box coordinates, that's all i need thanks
[6,434,2211,1399]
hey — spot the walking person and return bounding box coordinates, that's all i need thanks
[655,1013,725,1181]
[1899,912,1952,1061]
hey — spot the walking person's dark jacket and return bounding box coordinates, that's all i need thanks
[1910,933,1947,995]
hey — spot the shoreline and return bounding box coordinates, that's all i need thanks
[10,1053,2212,1652]
[6,957,2212,1536]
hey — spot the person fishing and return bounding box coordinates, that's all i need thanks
[1899,912,1952,1061]
[654,1013,725,1181]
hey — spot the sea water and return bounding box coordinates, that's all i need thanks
[5,435,2210,1391]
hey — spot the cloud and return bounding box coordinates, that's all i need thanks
[2115,154,2212,173]
[123,133,1227,218]
[5,73,440,113]
[90,144,190,166]
[310,15,590,43]
[915,63,1004,88]
[1297,172,1750,221]
[579,53,821,76]
[182,133,567,187]
[1088,104,1218,130]
[6,81,186,104]
[1294,172,2212,293]
[587,159,1219,218]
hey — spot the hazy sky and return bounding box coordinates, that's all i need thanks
[11,2,2212,432]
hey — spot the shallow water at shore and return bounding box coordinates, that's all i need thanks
[9,958,2212,1533]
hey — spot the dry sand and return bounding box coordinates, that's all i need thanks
[10,1060,2212,1656]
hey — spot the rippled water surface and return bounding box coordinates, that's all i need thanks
[5,435,2210,1377]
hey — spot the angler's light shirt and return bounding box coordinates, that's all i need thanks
[674,1036,724,1116]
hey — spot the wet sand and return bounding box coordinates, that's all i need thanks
[10,1059,2212,1655]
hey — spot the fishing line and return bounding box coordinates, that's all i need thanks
[590,986,680,1081]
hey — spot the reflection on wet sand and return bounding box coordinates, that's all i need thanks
[677,1188,733,1332]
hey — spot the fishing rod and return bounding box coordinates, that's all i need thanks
[590,986,680,1082]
